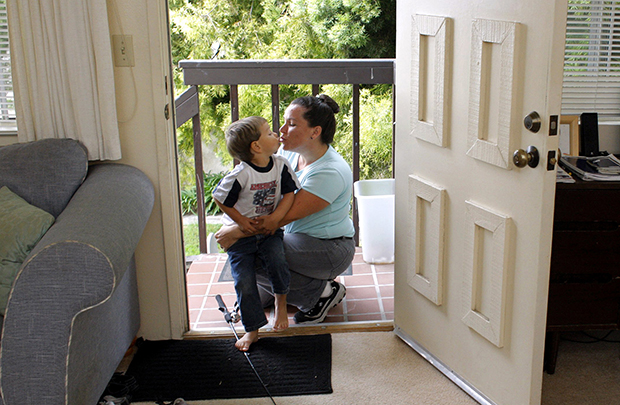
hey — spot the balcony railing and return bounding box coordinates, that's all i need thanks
[176,59,395,254]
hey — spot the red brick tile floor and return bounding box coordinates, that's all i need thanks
[186,247,394,333]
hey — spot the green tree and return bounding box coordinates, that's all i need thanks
[170,0,395,190]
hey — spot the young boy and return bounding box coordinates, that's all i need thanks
[212,116,300,351]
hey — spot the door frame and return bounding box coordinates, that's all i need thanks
[151,0,189,339]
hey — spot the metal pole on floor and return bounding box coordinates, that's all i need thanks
[215,294,277,405]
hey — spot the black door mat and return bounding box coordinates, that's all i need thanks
[125,334,332,402]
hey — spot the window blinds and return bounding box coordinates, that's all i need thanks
[0,0,14,129]
[562,0,620,120]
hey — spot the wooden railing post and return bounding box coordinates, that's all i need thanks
[230,85,239,122]
[192,105,207,254]
[352,84,361,245]
[271,84,280,132]
[392,84,396,178]
[174,86,207,253]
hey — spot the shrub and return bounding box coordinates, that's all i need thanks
[180,171,226,215]
[183,222,224,256]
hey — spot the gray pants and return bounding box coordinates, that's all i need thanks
[256,233,356,312]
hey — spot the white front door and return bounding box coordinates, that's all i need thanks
[394,1,566,404]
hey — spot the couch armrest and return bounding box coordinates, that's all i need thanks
[0,163,154,405]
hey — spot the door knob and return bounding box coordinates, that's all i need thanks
[524,111,542,133]
[513,146,540,168]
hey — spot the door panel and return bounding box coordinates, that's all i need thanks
[410,15,451,147]
[461,200,512,348]
[394,1,566,404]
[407,174,447,305]
[466,19,518,169]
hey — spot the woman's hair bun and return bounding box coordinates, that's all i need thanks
[317,94,340,114]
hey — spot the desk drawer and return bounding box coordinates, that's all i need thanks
[550,229,620,276]
[554,188,620,223]
[549,182,620,332]
[547,281,620,329]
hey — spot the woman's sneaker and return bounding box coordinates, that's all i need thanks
[98,396,130,405]
[293,281,346,324]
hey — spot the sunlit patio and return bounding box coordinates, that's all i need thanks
[185,247,394,332]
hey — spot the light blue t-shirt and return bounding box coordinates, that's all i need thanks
[280,145,355,239]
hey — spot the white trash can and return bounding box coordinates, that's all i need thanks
[353,179,395,264]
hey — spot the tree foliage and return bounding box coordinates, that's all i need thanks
[169,0,395,189]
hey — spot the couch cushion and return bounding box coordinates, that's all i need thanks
[0,186,55,315]
[0,139,88,218]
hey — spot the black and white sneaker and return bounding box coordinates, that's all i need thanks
[98,396,130,405]
[294,281,346,324]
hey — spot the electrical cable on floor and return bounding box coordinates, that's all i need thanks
[560,330,620,343]
[583,330,620,343]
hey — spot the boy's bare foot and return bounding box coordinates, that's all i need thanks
[273,293,289,332]
[235,330,258,351]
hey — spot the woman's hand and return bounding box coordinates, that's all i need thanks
[214,224,247,251]
[255,214,280,235]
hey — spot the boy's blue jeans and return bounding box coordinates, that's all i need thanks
[255,233,355,312]
[227,229,290,332]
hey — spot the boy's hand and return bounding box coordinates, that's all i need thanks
[236,216,259,234]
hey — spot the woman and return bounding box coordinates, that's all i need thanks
[215,94,356,324]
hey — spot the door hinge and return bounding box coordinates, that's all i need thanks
[164,104,170,120]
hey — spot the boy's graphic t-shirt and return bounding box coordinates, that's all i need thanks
[212,155,300,226]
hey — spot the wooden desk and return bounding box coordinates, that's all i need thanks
[544,179,620,374]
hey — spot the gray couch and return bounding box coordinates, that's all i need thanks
[0,139,154,405]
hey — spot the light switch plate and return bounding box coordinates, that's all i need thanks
[112,35,135,67]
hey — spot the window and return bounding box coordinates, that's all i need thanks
[562,0,620,121]
[0,0,15,132]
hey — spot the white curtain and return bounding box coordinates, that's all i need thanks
[7,0,121,160]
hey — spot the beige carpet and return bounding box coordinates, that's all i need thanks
[542,331,620,405]
[129,330,620,405]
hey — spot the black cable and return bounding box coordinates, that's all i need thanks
[216,294,277,405]
[584,330,620,343]
[560,330,620,343]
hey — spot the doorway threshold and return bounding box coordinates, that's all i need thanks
[184,320,395,340]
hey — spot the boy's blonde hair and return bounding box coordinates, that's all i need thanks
[225,116,268,162]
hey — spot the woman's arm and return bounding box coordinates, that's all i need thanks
[216,189,320,250]
[278,188,329,227]
[221,189,329,248]
[260,192,295,235]
[213,199,259,234]
[214,224,248,251]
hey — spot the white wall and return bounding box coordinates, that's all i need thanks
[599,124,620,154]
[0,134,17,146]
[107,0,184,339]
[3,0,181,339]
